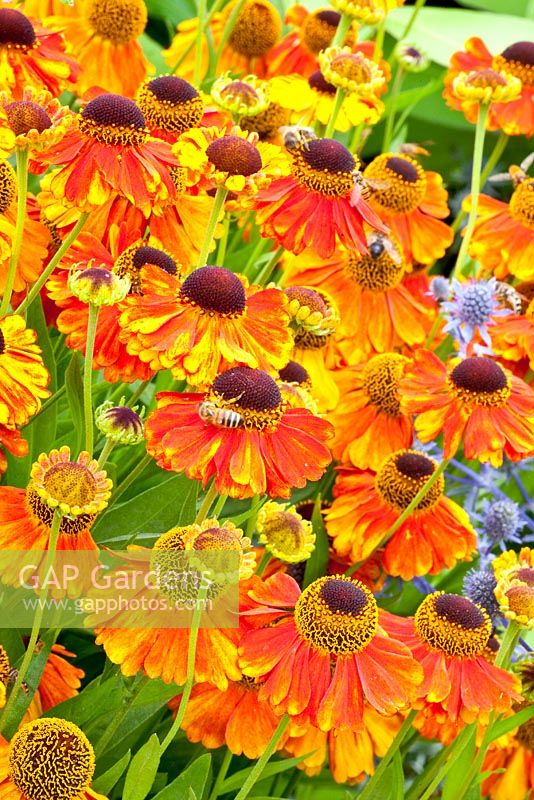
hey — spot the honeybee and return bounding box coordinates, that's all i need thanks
[279,125,317,151]
[494,281,525,314]
[490,153,534,186]
[399,142,432,157]
[198,402,244,429]
[367,232,402,265]
[350,171,390,205]
[8,668,29,694]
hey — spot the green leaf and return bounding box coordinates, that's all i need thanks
[26,297,57,462]
[220,753,315,794]
[386,7,534,66]
[92,750,131,794]
[139,34,167,74]
[456,0,530,15]
[174,478,200,526]
[64,351,84,454]
[122,734,161,800]
[146,0,196,25]
[152,754,212,800]
[92,471,194,544]
[0,630,24,663]
[442,730,477,800]
[490,704,534,741]
[3,630,56,739]
[303,495,329,589]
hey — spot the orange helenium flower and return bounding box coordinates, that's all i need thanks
[482,716,534,800]
[145,366,334,499]
[239,572,423,730]
[0,315,50,429]
[0,424,27,475]
[36,93,177,215]
[171,678,287,759]
[382,593,522,723]
[254,138,387,258]
[363,152,453,265]
[328,354,415,470]
[325,452,476,580]
[444,38,534,136]
[0,7,79,100]
[399,350,534,465]
[118,265,293,387]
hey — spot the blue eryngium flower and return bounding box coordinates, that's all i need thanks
[463,567,500,621]
[441,278,510,355]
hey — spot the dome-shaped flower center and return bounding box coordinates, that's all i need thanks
[364,153,427,213]
[362,353,410,416]
[194,527,243,551]
[448,357,511,407]
[114,242,178,293]
[26,488,96,535]
[376,450,443,512]
[0,644,10,686]
[181,266,246,314]
[258,503,313,562]
[301,10,340,54]
[241,102,289,139]
[308,70,337,95]
[212,366,281,411]
[220,81,259,107]
[330,52,373,84]
[0,9,36,48]
[9,718,95,800]
[294,329,332,350]
[0,328,5,356]
[292,138,356,197]
[224,0,281,57]
[467,69,507,88]
[347,241,404,291]
[515,567,534,585]
[80,94,147,146]
[137,76,204,133]
[132,245,177,275]
[415,592,492,657]
[494,41,534,87]
[509,179,534,230]
[279,360,310,384]
[0,159,17,213]
[285,286,329,331]
[5,101,52,136]
[294,575,378,655]
[153,526,188,550]
[42,462,98,509]
[517,711,534,751]
[86,0,147,46]
[206,135,262,176]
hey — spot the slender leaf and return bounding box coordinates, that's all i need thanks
[64,352,84,454]
[303,495,329,588]
[92,751,131,794]
[490,704,534,741]
[152,754,212,800]
[220,753,315,794]
[122,734,161,800]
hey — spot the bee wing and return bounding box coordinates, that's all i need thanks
[366,178,390,191]
[520,152,534,173]
[489,172,512,184]
[383,240,403,265]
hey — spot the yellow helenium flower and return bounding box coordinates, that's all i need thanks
[257,501,315,562]
[30,446,112,517]
[211,73,271,118]
[319,46,387,97]
[493,547,534,629]
[452,69,522,105]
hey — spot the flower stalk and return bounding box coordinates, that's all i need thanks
[0,147,28,318]
[196,187,228,269]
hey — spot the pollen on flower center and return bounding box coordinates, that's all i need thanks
[278,360,310,385]
[347,245,404,291]
[220,81,259,106]
[181,266,246,315]
[0,9,36,49]
[376,449,444,512]
[466,68,507,88]
[212,366,281,411]
[364,153,427,213]
[509,180,534,230]
[9,718,95,800]
[308,70,337,95]
[30,447,112,517]
[42,462,97,508]
[5,101,53,135]
[0,159,17,213]
[415,592,491,657]
[79,94,148,146]
[292,138,356,197]
[493,41,534,87]
[223,0,281,58]
[301,10,341,54]
[206,135,262,176]
[86,0,147,46]
[330,52,373,84]
[26,488,96,535]
[136,76,204,133]
[194,527,243,551]
[114,242,178,293]
[362,353,410,416]
[449,357,511,406]
[0,329,4,356]
[294,575,378,655]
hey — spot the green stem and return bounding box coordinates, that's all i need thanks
[495,619,520,668]
[382,66,404,152]
[211,492,228,519]
[233,714,290,800]
[416,726,476,800]
[451,131,508,235]
[196,187,228,269]
[84,303,99,456]
[16,212,90,316]
[195,481,218,524]
[324,88,346,138]
[33,384,66,418]
[108,452,152,507]
[194,0,207,86]
[359,710,417,800]
[242,237,268,278]
[255,550,271,577]
[126,379,151,408]
[209,749,233,800]
[209,0,248,81]
[346,459,449,576]
[253,245,284,286]
[94,675,148,757]
[159,581,210,754]
[452,103,489,279]
[171,0,227,75]
[0,509,62,734]
[402,0,426,39]
[0,147,29,317]
[217,214,230,265]
[423,312,442,349]
[97,438,115,469]
[349,123,365,154]
[373,17,385,60]
[330,11,352,48]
